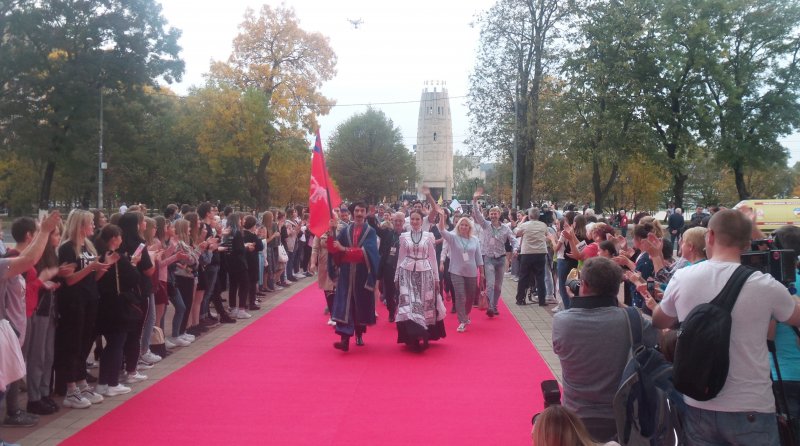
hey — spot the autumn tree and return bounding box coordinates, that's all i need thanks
[207,5,337,206]
[0,0,184,210]
[326,108,416,203]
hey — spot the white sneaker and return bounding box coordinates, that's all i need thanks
[63,389,91,409]
[229,308,239,318]
[457,323,466,333]
[327,319,336,326]
[124,372,148,384]
[179,333,195,343]
[141,351,162,363]
[79,386,104,404]
[165,338,176,349]
[236,310,252,319]
[169,336,190,347]
[466,318,471,325]
[104,384,132,397]
[95,384,108,395]
[137,359,154,370]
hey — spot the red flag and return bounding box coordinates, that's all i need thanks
[309,129,342,237]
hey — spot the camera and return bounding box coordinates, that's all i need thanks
[566,278,580,295]
[532,380,562,425]
[741,238,796,286]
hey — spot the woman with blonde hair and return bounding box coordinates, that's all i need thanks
[172,219,199,341]
[437,211,484,333]
[56,210,113,408]
[531,405,620,446]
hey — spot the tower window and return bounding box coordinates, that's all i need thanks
[433,132,437,141]
[438,107,442,115]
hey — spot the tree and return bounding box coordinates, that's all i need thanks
[326,108,416,203]
[0,0,184,209]
[468,0,572,207]
[557,0,658,212]
[698,0,800,199]
[205,5,336,206]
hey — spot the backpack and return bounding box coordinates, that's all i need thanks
[672,265,755,401]
[613,307,685,446]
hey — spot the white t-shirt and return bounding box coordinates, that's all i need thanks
[660,259,797,413]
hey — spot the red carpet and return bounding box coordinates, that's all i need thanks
[63,285,553,445]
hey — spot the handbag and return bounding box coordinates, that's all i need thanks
[116,263,144,324]
[278,245,289,263]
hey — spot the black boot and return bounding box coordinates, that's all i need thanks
[333,335,350,352]
[355,335,364,346]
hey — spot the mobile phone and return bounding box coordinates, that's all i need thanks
[38,209,48,222]
[133,242,146,258]
[646,279,655,295]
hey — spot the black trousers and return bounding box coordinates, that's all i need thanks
[516,253,547,305]
[54,296,98,383]
[382,274,398,321]
[228,267,249,309]
[99,331,126,386]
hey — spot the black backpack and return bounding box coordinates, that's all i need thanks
[672,265,756,401]
[613,307,685,446]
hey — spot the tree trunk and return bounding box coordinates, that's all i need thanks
[672,172,688,209]
[733,164,751,200]
[592,158,619,213]
[254,152,272,210]
[39,161,56,210]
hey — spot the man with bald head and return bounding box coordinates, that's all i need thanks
[653,209,800,444]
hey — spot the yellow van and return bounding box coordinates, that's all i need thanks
[733,199,800,233]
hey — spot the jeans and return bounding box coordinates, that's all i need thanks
[170,281,187,338]
[99,331,126,386]
[24,313,56,402]
[140,293,156,355]
[175,275,195,334]
[544,256,555,298]
[451,273,478,324]
[286,249,297,280]
[483,255,506,312]
[683,404,779,446]
[201,264,220,318]
[516,253,547,305]
[557,259,572,309]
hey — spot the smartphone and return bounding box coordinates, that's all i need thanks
[646,279,655,295]
[133,242,146,258]
[38,209,48,222]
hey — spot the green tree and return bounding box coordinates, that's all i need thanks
[698,0,800,199]
[326,108,416,203]
[468,0,572,207]
[0,0,184,209]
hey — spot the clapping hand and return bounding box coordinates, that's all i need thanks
[473,187,484,201]
[641,233,664,258]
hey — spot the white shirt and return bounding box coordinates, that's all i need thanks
[660,260,797,413]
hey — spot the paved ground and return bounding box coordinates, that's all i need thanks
[1,274,560,445]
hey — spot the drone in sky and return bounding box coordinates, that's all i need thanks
[348,18,363,29]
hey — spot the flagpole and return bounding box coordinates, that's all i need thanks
[317,129,335,219]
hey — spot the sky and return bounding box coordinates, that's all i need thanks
[157,0,800,166]
[158,0,496,157]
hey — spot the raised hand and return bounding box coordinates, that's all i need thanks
[473,187,484,200]
[40,211,62,234]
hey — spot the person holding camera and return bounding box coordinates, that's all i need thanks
[652,210,800,445]
[552,257,657,442]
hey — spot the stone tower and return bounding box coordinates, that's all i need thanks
[415,81,453,200]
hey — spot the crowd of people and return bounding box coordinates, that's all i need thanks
[1,191,800,446]
[0,201,322,445]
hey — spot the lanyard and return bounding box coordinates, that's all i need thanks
[458,236,470,251]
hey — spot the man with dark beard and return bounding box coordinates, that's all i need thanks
[326,202,380,351]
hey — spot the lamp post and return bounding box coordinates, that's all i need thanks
[98,88,104,209]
